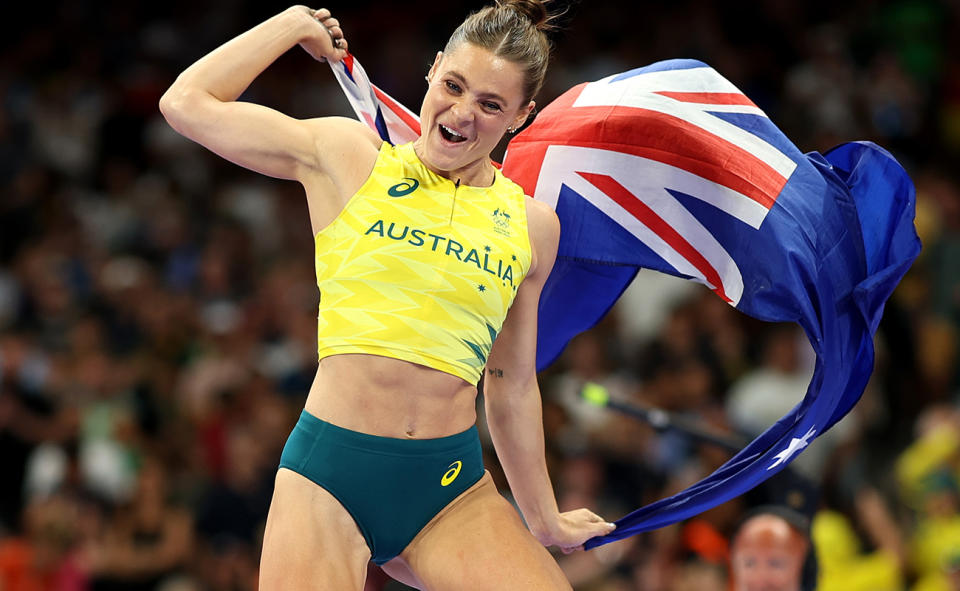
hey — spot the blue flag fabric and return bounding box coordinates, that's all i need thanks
[501,61,921,546]
[329,56,921,546]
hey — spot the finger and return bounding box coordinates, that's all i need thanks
[584,512,605,523]
[313,8,331,19]
[327,40,348,62]
[583,520,616,538]
[570,508,601,521]
[324,17,340,29]
[328,26,344,40]
[584,516,616,532]
[580,510,613,526]
[588,511,608,523]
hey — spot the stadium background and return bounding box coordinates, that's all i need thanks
[0,0,957,589]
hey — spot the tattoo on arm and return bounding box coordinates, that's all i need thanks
[488,368,504,378]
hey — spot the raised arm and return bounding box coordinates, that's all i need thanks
[483,198,616,552]
[158,6,380,184]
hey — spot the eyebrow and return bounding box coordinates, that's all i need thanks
[446,71,509,106]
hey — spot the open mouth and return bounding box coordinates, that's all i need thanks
[438,123,467,143]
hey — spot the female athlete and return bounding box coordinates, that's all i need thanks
[159,1,616,588]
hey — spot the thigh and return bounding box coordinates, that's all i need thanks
[259,468,371,591]
[384,473,572,591]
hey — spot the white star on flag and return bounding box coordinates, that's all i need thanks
[767,427,817,470]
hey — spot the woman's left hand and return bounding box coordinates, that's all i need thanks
[536,509,617,554]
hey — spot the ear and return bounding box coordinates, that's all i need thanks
[512,100,536,130]
[426,51,443,82]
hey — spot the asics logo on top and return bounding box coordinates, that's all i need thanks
[388,178,420,197]
[441,461,462,487]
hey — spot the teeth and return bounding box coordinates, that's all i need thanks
[441,124,465,139]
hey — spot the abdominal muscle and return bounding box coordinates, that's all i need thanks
[303,353,480,439]
[300,132,480,440]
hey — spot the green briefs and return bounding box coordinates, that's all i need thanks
[279,410,484,565]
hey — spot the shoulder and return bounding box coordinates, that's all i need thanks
[302,116,383,154]
[298,116,384,190]
[524,196,560,246]
[523,195,560,278]
[296,118,385,230]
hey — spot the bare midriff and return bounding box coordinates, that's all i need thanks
[303,353,479,440]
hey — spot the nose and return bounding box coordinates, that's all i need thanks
[449,97,475,125]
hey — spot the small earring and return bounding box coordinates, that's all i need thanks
[507,127,516,133]
[424,75,430,83]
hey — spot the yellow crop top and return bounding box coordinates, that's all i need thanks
[314,141,533,384]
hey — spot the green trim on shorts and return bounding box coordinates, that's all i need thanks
[279,410,484,565]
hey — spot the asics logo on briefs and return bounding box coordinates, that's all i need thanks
[441,461,462,487]
[388,177,420,197]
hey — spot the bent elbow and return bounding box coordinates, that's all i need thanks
[158,86,186,131]
[158,86,209,135]
[158,88,177,118]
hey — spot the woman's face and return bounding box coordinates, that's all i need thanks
[416,43,533,180]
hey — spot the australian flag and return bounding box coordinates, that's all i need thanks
[330,56,921,546]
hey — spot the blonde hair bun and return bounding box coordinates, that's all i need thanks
[500,0,551,31]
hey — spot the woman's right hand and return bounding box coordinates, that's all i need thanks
[292,6,349,63]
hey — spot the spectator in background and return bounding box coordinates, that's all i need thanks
[0,493,89,591]
[548,330,642,456]
[194,425,272,589]
[83,456,194,590]
[0,330,75,535]
[897,406,960,591]
[725,324,856,484]
[811,487,904,591]
[729,506,814,591]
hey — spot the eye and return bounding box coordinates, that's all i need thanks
[482,101,503,112]
[444,80,462,94]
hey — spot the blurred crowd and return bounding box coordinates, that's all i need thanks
[1,0,959,589]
